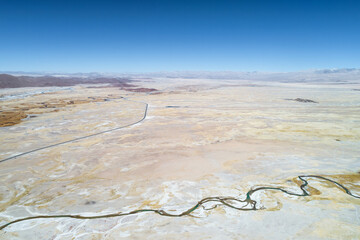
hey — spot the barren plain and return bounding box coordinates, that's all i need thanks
[0,77,360,239]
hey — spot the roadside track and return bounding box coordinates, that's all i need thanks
[0,99,148,163]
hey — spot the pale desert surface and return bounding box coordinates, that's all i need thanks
[0,76,360,239]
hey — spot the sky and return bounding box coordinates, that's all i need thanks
[0,0,359,73]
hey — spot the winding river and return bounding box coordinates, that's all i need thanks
[1,174,359,230]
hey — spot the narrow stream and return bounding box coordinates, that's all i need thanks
[1,174,359,230]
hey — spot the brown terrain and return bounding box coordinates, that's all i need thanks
[0,96,123,127]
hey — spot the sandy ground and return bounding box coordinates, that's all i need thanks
[0,78,360,239]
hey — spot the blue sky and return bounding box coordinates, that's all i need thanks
[1,0,359,72]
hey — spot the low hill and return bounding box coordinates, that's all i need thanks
[0,74,133,88]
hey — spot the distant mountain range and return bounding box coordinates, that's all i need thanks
[0,74,133,89]
[1,68,359,88]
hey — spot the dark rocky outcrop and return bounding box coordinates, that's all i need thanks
[123,87,158,92]
[286,98,318,103]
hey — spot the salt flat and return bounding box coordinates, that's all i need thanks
[0,78,360,239]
